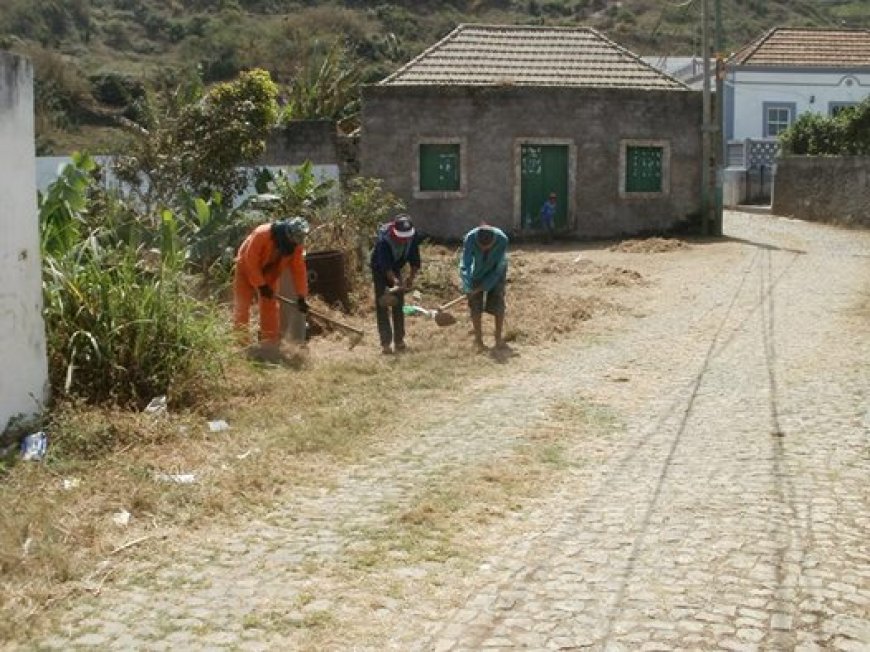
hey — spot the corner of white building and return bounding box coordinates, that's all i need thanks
[0,51,49,435]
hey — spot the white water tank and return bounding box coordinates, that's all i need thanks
[0,52,49,434]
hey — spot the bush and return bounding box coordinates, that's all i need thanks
[89,72,146,108]
[115,68,279,208]
[778,111,847,156]
[40,154,231,407]
[779,97,870,156]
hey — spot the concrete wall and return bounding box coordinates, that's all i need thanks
[772,156,870,227]
[35,157,340,207]
[360,85,702,240]
[259,120,338,166]
[726,68,870,141]
[0,52,48,434]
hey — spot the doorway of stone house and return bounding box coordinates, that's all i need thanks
[520,144,569,234]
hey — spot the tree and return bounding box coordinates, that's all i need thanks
[115,68,279,211]
[281,40,362,133]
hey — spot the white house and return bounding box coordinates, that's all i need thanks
[725,27,870,142]
[0,52,49,434]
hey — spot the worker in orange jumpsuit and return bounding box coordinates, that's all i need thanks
[233,217,310,344]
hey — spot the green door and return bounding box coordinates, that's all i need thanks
[521,145,568,231]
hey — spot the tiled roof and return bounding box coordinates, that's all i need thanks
[380,24,687,90]
[729,27,870,68]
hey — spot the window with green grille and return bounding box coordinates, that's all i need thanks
[419,144,460,192]
[625,146,663,193]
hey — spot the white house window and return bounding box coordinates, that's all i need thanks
[763,103,795,138]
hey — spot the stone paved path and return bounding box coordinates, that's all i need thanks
[25,212,869,651]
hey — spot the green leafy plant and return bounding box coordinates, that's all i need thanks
[779,96,870,156]
[281,40,362,132]
[40,154,230,407]
[115,68,279,210]
[38,151,96,255]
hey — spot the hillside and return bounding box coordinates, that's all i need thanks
[2,0,868,153]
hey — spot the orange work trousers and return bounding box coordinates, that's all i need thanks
[233,269,280,343]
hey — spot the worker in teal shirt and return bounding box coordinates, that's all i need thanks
[459,224,509,351]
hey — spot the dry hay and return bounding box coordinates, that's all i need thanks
[509,293,621,344]
[593,266,645,287]
[610,237,688,253]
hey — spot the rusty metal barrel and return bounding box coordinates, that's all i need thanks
[305,249,350,312]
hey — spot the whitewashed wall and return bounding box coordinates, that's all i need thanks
[0,52,48,434]
[727,69,870,141]
[36,157,341,206]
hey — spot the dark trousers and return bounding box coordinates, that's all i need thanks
[373,275,405,347]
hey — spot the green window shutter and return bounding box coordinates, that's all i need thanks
[420,144,460,191]
[625,146,663,193]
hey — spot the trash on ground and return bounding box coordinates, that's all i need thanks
[208,419,230,433]
[112,509,131,527]
[20,432,48,461]
[62,478,81,491]
[153,472,197,484]
[236,448,260,460]
[144,395,167,416]
[403,305,433,317]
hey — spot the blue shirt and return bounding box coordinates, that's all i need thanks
[540,200,556,224]
[459,227,509,293]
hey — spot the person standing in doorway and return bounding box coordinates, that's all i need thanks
[233,217,310,346]
[539,192,557,244]
[459,223,509,352]
[370,214,421,355]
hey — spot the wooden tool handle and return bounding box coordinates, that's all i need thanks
[307,307,364,336]
[276,295,364,337]
[437,289,480,312]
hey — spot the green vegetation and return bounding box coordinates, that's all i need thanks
[779,96,870,155]
[1,1,868,153]
[39,152,232,408]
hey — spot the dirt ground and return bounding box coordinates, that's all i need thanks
[7,212,870,651]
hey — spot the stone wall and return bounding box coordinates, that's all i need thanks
[772,156,870,228]
[259,120,338,166]
[361,85,702,240]
[0,52,49,434]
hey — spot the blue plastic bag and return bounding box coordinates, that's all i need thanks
[21,432,48,461]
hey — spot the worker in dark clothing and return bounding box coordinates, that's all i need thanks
[370,215,421,354]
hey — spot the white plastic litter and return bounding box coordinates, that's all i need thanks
[144,395,168,415]
[208,420,230,433]
[112,510,131,527]
[153,472,197,484]
[62,478,81,491]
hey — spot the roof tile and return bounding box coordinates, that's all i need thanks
[380,24,687,90]
[730,27,870,67]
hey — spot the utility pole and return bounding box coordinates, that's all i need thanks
[701,0,711,235]
[713,0,724,236]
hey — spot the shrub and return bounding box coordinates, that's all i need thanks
[778,111,847,156]
[281,40,362,131]
[115,68,279,209]
[40,154,231,407]
[779,97,870,156]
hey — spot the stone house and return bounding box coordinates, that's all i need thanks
[360,24,703,240]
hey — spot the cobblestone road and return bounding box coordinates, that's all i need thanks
[26,213,869,651]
